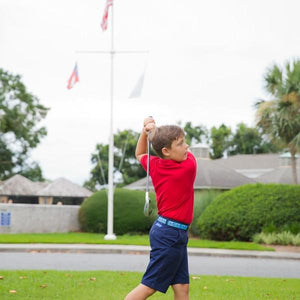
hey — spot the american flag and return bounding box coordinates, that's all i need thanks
[67,63,79,89]
[101,0,113,31]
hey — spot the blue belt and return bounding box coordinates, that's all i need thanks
[157,216,189,231]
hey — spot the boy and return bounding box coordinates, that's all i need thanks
[125,117,197,300]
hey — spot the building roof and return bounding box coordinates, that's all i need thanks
[215,153,281,169]
[125,177,153,191]
[195,158,255,189]
[125,152,300,190]
[125,158,255,190]
[0,175,92,198]
[255,166,300,184]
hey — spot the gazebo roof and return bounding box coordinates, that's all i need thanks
[0,175,92,198]
[0,174,41,196]
[37,177,92,197]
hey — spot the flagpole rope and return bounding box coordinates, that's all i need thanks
[75,50,148,54]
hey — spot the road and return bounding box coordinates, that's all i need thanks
[0,252,299,278]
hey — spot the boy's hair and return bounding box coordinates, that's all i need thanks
[150,125,185,158]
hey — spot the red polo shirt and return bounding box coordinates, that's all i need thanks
[141,152,197,224]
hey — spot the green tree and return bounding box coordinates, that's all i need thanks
[84,129,146,191]
[0,68,48,180]
[85,122,209,191]
[256,59,300,184]
[19,162,44,182]
[0,139,13,177]
[86,143,109,190]
[183,122,207,146]
[210,124,231,159]
[228,123,280,156]
[114,129,147,185]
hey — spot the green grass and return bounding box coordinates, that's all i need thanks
[0,270,299,299]
[0,233,273,251]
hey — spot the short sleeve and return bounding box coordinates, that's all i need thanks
[140,154,148,171]
[140,154,158,173]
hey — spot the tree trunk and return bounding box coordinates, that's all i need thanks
[289,146,298,184]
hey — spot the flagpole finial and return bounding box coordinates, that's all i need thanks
[101,0,113,31]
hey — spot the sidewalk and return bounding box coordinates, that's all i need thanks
[0,243,300,260]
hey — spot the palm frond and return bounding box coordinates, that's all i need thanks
[291,132,300,150]
[264,64,283,97]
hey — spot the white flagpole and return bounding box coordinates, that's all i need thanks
[76,1,148,241]
[105,1,116,240]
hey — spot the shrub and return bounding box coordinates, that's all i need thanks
[261,221,300,234]
[277,231,294,245]
[253,231,300,246]
[292,234,300,246]
[197,183,300,241]
[262,223,278,234]
[190,190,221,236]
[79,188,157,235]
[281,222,300,234]
[253,232,278,245]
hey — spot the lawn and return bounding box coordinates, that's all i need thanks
[0,270,299,299]
[0,233,273,251]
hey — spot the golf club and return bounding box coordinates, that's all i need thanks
[144,131,152,216]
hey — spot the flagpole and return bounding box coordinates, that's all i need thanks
[75,0,148,240]
[105,1,116,240]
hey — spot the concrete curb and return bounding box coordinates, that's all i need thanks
[0,244,300,260]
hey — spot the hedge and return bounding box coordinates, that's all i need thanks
[190,190,221,236]
[197,183,300,241]
[78,188,157,235]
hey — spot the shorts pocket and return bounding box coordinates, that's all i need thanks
[156,225,180,248]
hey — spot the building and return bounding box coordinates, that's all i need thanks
[216,152,300,184]
[0,175,92,205]
[125,145,256,191]
[125,146,299,191]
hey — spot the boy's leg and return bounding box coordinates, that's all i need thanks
[171,284,189,300]
[124,283,156,300]
[170,230,189,300]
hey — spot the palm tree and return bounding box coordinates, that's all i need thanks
[256,59,300,184]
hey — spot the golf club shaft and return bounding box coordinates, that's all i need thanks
[146,132,150,194]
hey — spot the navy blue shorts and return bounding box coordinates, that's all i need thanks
[141,219,189,293]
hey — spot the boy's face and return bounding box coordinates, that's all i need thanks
[162,135,189,162]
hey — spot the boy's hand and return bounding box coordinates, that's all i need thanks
[143,117,155,134]
[136,117,155,161]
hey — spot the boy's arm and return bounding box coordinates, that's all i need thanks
[136,117,155,162]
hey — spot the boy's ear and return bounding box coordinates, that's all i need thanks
[162,147,171,157]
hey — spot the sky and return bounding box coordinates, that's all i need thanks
[1,0,300,185]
